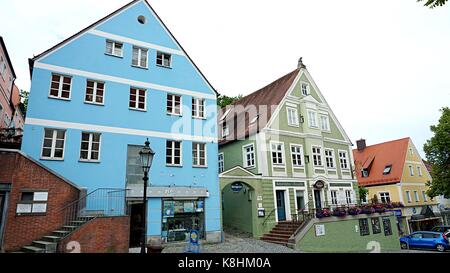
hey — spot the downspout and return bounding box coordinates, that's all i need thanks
[7,78,16,128]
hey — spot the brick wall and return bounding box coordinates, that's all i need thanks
[59,216,130,253]
[0,151,80,251]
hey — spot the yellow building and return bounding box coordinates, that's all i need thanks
[353,138,441,234]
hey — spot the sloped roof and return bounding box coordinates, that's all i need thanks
[218,69,300,145]
[353,137,410,186]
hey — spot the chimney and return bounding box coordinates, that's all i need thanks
[298,57,306,69]
[356,139,366,151]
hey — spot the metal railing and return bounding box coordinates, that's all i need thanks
[262,208,277,226]
[58,188,129,228]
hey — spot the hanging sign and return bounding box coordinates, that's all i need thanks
[231,182,244,192]
[314,181,325,189]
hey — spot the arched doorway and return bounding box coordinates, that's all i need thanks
[312,180,326,209]
[221,181,255,235]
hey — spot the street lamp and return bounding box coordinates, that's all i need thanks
[139,138,155,254]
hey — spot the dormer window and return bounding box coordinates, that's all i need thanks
[383,165,392,175]
[361,169,369,177]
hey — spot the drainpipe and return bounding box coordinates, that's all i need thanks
[7,77,16,128]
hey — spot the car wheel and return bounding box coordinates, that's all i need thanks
[436,244,445,252]
[400,242,408,250]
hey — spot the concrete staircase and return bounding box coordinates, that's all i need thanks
[260,221,303,246]
[13,216,96,253]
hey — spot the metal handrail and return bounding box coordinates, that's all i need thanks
[262,208,277,226]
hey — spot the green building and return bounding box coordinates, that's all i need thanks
[218,59,359,240]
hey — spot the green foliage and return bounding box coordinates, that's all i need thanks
[358,186,369,203]
[217,94,243,109]
[418,0,448,8]
[19,89,29,114]
[424,107,450,198]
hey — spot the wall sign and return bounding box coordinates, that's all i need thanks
[127,185,209,198]
[258,208,265,217]
[314,181,325,189]
[275,181,305,187]
[315,224,325,236]
[231,182,244,192]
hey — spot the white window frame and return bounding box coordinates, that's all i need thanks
[338,150,350,170]
[222,123,229,138]
[270,141,285,166]
[156,51,172,68]
[307,110,318,128]
[192,142,207,167]
[49,74,72,100]
[311,145,323,167]
[320,114,330,131]
[414,191,419,202]
[84,80,105,105]
[41,128,66,160]
[406,191,412,203]
[417,166,423,176]
[166,140,182,166]
[105,40,123,57]
[218,153,224,173]
[300,81,310,96]
[379,192,391,204]
[324,148,335,169]
[167,94,182,116]
[132,46,148,68]
[331,190,338,205]
[16,191,49,214]
[409,165,414,176]
[192,97,206,119]
[286,107,299,127]
[242,144,256,168]
[422,191,428,202]
[129,87,147,111]
[79,132,102,162]
[345,190,352,204]
[290,144,304,167]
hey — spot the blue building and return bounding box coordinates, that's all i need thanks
[22,0,221,245]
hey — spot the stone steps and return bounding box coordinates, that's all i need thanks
[260,221,302,246]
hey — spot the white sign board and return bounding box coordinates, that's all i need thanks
[315,224,326,236]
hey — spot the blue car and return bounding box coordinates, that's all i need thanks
[400,231,450,252]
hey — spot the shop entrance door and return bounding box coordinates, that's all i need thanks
[314,190,322,209]
[129,202,144,248]
[276,190,286,221]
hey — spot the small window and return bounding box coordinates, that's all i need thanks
[271,142,284,165]
[361,168,369,177]
[379,192,391,204]
[339,151,349,170]
[345,190,352,204]
[41,129,66,160]
[80,132,101,162]
[129,87,146,111]
[16,191,48,214]
[291,145,303,167]
[382,217,392,236]
[222,123,229,138]
[85,80,105,105]
[409,165,414,176]
[243,144,255,168]
[324,149,335,169]
[422,191,428,202]
[132,46,148,68]
[156,51,172,68]
[371,217,381,234]
[301,82,309,96]
[218,153,224,173]
[414,191,419,202]
[417,166,423,176]
[167,94,182,115]
[383,165,392,175]
[307,110,318,128]
[105,40,123,57]
[192,142,207,167]
[166,140,182,166]
[331,191,338,205]
[406,191,412,203]
[138,15,146,24]
[359,219,370,236]
[312,146,323,167]
[320,115,330,131]
[49,74,72,100]
[192,98,205,119]
[287,107,299,126]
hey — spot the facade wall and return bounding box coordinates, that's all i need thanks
[0,41,15,129]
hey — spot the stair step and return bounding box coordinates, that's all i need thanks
[52,230,70,237]
[42,235,62,243]
[263,233,291,239]
[21,246,46,253]
[260,238,288,246]
[269,230,294,235]
[32,240,57,252]
[70,220,86,226]
[62,225,78,231]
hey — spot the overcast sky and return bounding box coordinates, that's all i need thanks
[1,0,449,157]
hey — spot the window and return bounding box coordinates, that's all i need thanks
[331,191,338,205]
[312,146,322,167]
[243,144,255,168]
[414,191,419,202]
[85,80,105,105]
[362,168,369,177]
[129,87,146,111]
[156,51,172,68]
[0,56,6,78]
[307,110,318,128]
[409,165,414,176]
[80,132,101,162]
[41,129,66,160]
[383,165,392,175]
[320,115,330,131]
[192,98,205,119]
[406,191,412,203]
[422,191,428,202]
[271,142,284,165]
[137,15,146,24]
[132,46,148,68]
[371,217,381,234]
[324,149,335,169]
[192,143,206,167]
[345,190,352,204]
[382,217,393,236]
[166,140,182,166]
[379,192,391,204]
[291,145,303,167]
[167,94,182,115]
[287,107,299,126]
[49,74,71,99]
[105,40,123,57]
[218,153,224,173]
[301,82,309,96]
[417,166,423,176]
[339,151,349,170]
[16,191,48,214]
[359,219,370,236]
[222,123,229,138]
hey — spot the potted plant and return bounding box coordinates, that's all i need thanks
[361,205,375,214]
[316,208,331,218]
[373,203,386,213]
[332,207,347,217]
[347,206,361,215]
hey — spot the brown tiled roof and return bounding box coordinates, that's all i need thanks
[218,69,300,145]
[353,137,410,187]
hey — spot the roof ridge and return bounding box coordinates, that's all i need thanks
[353,137,410,150]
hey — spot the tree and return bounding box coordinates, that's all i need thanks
[217,94,243,109]
[358,186,369,204]
[19,89,29,114]
[423,107,450,198]
[418,0,448,8]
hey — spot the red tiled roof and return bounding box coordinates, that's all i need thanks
[218,69,300,145]
[352,137,410,187]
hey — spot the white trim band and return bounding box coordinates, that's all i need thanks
[34,62,217,100]
[26,118,217,143]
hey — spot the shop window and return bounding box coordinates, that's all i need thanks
[371,217,381,234]
[359,219,370,236]
[382,217,392,236]
[16,191,48,214]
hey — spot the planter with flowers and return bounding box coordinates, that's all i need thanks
[361,205,375,214]
[332,207,347,217]
[316,208,331,218]
[373,204,386,213]
[391,202,404,208]
[348,206,361,216]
